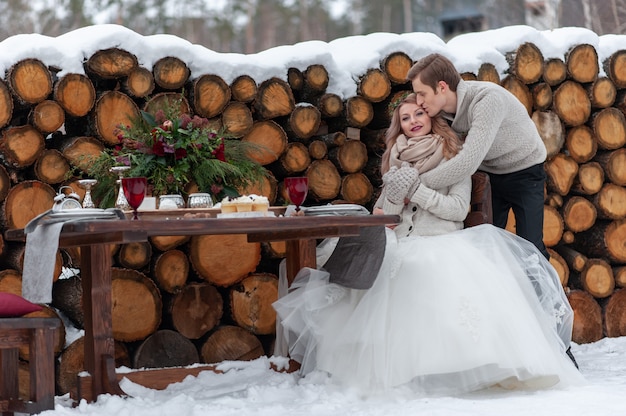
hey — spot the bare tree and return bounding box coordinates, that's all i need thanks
[299,0,312,41]
[614,0,626,33]
[245,0,256,53]
[403,0,412,32]
[351,0,364,35]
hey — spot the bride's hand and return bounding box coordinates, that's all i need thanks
[373,207,397,229]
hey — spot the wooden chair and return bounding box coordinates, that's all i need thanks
[0,317,60,416]
[463,171,493,228]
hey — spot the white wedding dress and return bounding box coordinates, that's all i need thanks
[273,224,585,395]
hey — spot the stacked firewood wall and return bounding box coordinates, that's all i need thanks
[1,41,626,396]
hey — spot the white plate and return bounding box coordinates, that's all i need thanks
[303,204,370,216]
[217,211,276,218]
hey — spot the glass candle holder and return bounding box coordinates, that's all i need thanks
[159,194,185,209]
[187,193,213,208]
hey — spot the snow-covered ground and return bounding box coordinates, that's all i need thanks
[40,336,626,415]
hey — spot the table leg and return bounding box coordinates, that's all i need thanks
[28,327,55,411]
[0,347,18,412]
[285,239,317,285]
[80,244,125,401]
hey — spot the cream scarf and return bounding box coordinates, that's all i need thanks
[389,133,445,174]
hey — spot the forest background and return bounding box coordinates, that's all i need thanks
[1,0,625,54]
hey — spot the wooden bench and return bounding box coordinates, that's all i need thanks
[0,317,60,416]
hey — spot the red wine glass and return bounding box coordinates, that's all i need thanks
[285,176,308,212]
[122,177,147,220]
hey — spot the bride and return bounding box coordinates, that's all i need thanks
[273,93,585,395]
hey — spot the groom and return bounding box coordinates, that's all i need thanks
[406,53,549,260]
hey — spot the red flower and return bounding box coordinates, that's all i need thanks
[152,140,165,156]
[212,140,226,162]
[210,183,223,195]
[175,148,187,160]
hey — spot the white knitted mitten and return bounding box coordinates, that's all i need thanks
[381,195,404,215]
[381,165,399,186]
[384,162,419,204]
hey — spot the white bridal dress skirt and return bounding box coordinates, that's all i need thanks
[273,224,585,395]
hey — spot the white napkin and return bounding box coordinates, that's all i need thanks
[22,221,65,303]
[21,208,124,303]
[273,259,290,358]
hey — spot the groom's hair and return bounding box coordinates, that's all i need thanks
[407,53,461,92]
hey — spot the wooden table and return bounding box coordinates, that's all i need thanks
[5,212,399,402]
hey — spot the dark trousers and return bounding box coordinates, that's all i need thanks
[487,163,550,259]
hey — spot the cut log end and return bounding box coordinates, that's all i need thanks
[54,73,96,117]
[229,273,278,335]
[134,329,199,369]
[8,58,53,105]
[171,282,223,339]
[153,56,190,90]
[567,289,603,344]
[189,234,261,287]
[111,269,162,342]
[200,326,264,364]
[604,288,626,338]
[94,91,141,145]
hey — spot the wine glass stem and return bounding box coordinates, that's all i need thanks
[116,176,129,210]
[83,189,94,208]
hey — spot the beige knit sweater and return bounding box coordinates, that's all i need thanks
[419,79,547,189]
[375,172,472,238]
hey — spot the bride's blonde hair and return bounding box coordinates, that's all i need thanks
[381,92,462,174]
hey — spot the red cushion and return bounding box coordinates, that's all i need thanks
[0,292,43,317]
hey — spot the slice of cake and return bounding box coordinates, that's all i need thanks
[250,194,270,212]
[234,196,253,212]
[220,197,237,213]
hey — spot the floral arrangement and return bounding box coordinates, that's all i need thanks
[86,97,267,207]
